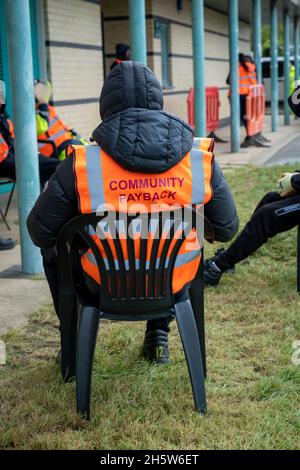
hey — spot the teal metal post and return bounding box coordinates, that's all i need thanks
[253,0,262,84]
[229,0,240,153]
[284,9,290,125]
[128,0,147,65]
[191,0,206,137]
[271,0,278,132]
[5,0,42,273]
[294,16,299,81]
[36,0,47,80]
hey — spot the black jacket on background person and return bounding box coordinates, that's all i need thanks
[27,62,239,254]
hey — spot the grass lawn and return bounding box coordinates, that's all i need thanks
[0,165,300,450]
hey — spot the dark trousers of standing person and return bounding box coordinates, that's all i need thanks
[0,152,60,187]
[240,94,248,134]
[216,191,300,272]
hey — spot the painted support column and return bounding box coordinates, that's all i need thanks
[5,0,42,273]
[271,0,279,132]
[128,0,147,65]
[229,0,240,153]
[284,9,290,125]
[253,0,262,84]
[36,0,47,81]
[294,16,299,82]
[191,0,206,137]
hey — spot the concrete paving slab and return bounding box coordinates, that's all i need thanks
[0,245,51,336]
[263,134,300,167]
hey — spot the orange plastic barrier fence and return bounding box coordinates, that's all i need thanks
[187,87,220,133]
[246,84,265,137]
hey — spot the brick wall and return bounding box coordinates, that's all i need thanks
[101,0,251,126]
[151,0,251,123]
[45,0,103,138]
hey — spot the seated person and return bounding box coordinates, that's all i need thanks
[0,80,59,187]
[204,87,300,287]
[35,80,87,161]
[27,62,239,364]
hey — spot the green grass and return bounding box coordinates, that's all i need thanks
[0,165,300,450]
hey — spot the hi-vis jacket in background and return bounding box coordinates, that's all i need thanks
[238,61,257,95]
[227,61,258,97]
[27,60,239,297]
[72,138,213,293]
[0,118,14,163]
[37,105,84,160]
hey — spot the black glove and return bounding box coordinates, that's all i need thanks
[288,86,300,117]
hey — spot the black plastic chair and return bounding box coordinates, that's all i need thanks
[0,177,16,231]
[56,208,213,419]
[297,226,300,294]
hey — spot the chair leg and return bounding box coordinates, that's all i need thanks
[297,226,300,294]
[4,181,15,217]
[190,253,207,378]
[174,299,207,415]
[76,305,100,420]
[0,207,10,231]
[60,293,78,382]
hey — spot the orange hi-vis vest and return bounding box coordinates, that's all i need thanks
[0,119,14,164]
[238,62,257,95]
[38,105,73,158]
[72,138,214,294]
[228,62,258,97]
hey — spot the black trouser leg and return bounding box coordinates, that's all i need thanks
[0,153,59,187]
[38,154,60,187]
[42,249,60,318]
[0,153,16,179]
[240,95,248,135]
[217,191,300,271]
[146,288,189,332]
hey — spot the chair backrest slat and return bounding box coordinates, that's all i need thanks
[78,227,109,297]
[95,223,118,299]
[126,235,136,298]
[147,215,162,299]
[57,208,204,314]
[138,214,148,299]
[111,218,127,299]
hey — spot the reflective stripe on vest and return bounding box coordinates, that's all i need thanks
[238,63,257,95]
[73,140,213,213]
[84,248,200,271]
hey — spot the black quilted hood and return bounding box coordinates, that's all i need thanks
[92,61,193,173]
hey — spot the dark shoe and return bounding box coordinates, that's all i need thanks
[241,136,270,148]
[143,329,169,365]
[253,134,271,147]
[256,132,271,143]
[213,248,235,274]
[204,258,223,287]
[0,236,16,251]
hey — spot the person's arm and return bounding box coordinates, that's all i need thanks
[27,156,78,248]
[36,103,50,136]
[204,159,239,242]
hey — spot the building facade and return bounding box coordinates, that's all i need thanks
[1,0,251,137]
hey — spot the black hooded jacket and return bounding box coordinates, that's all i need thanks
[27,61,238,250]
